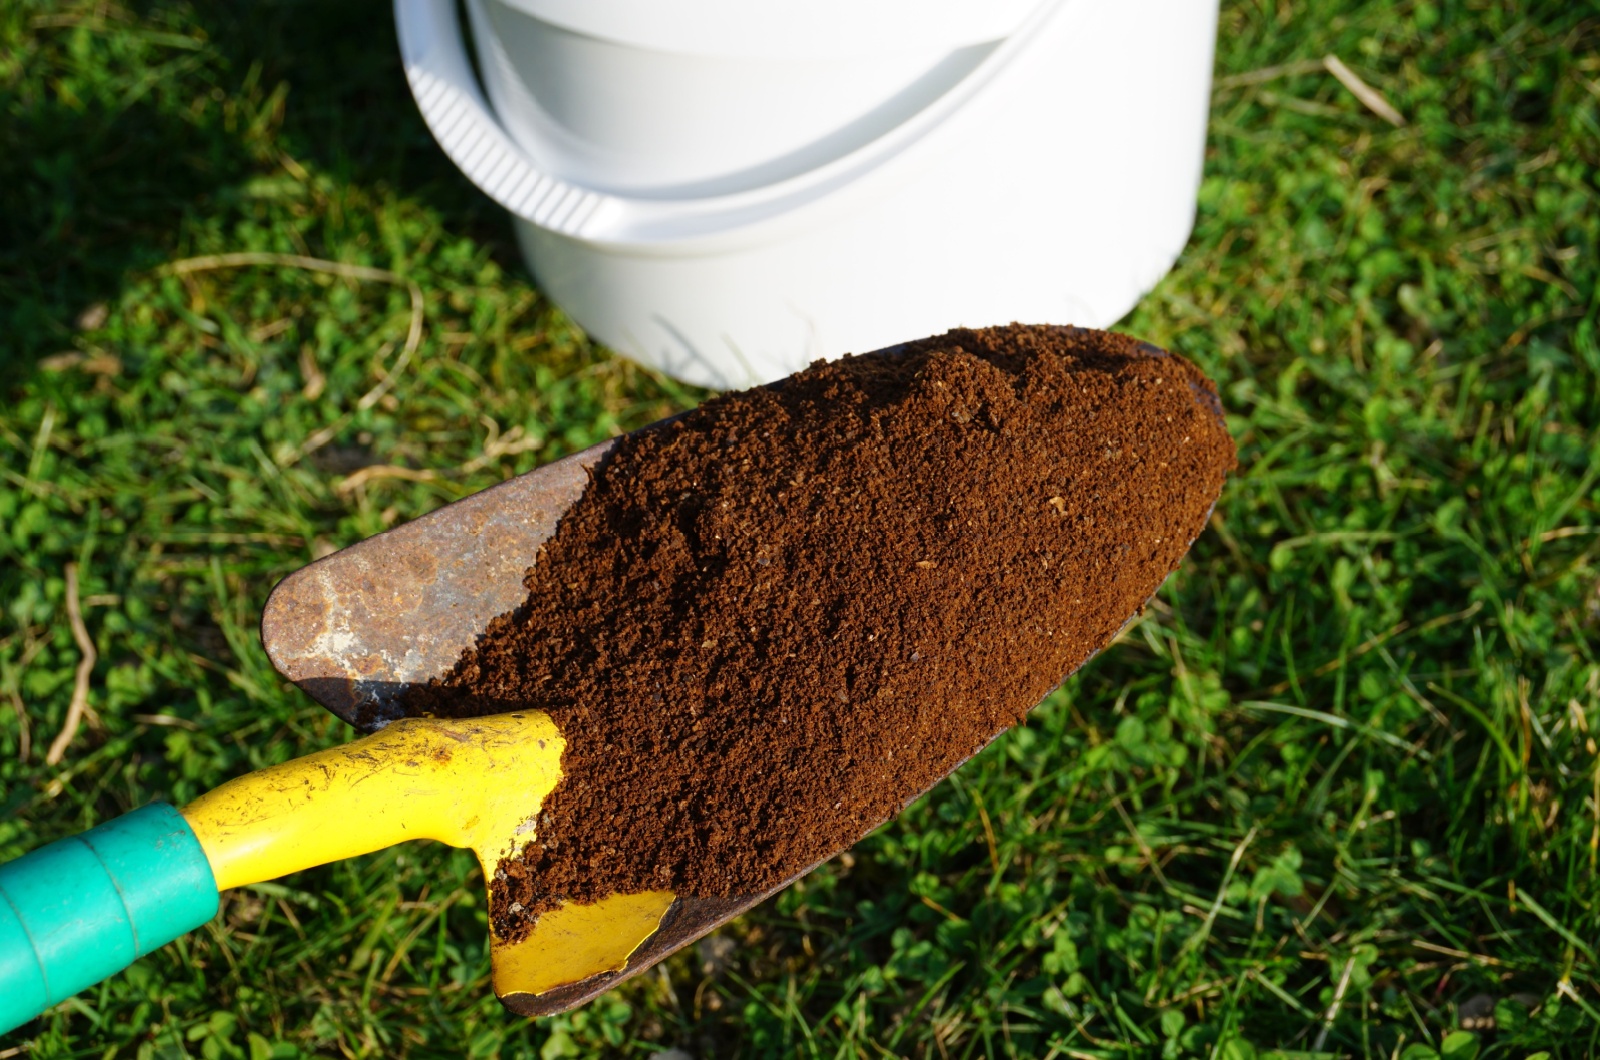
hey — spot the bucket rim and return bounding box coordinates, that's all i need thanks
[396,0,1071,249]
[484,0,1047,59]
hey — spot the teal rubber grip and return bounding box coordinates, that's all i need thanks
[0,803,219,1034]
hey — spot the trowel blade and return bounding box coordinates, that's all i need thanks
[257,331,1224,1017]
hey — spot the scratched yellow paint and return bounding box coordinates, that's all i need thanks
[493,889,677,997]
[182,713,672,995]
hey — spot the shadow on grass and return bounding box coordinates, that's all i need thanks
[0,0,513,385]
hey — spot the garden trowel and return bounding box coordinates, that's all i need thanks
[0,334,1228,1032]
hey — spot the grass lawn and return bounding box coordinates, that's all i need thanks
[3,0,1598,1056]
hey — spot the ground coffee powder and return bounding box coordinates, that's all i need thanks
[407,325,1234,940]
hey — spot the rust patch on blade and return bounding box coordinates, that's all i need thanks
[261,440,614,729]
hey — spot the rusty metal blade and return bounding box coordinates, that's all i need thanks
[260,440,613,729]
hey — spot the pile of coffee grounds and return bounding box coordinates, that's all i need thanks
[404,325,1234,941]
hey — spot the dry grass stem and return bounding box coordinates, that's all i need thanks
[1411,940,1503,966]
[45,561,96,766]
[1323,54,1406,126]
[335,465,440,495]
[132,713,202,731]
[3,632,46,762]
[7,687,28,763]
[333,421,545,496]
[1212,58,1326,90]
[299,344,327,400]
[1312,953,1357,1051]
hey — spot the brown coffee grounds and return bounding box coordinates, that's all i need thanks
[405,325,1234,940]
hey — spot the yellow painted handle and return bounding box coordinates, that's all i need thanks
[178,711,674,999]
[182,714,564,890]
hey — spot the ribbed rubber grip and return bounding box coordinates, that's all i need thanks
[0,804,219,1034]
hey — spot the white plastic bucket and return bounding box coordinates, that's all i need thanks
[397,0,1219,389]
